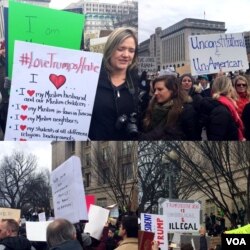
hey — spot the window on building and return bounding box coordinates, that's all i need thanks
[122,141,132,156]
[68,141,75,153]
[85,173,91,187]
[99,167,110,184]
[86,153,91,166]
[97,197,107,208]
[121,163,133,181]
[102,147,108,161]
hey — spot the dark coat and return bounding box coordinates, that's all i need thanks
[242,102,250,140]
[200,97,239,140]
[0,236,32,250]
[50,240,83,250]
[140,102,199,140]
[199,235,207,250]
[88,65,139,140]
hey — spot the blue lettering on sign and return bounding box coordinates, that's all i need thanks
[144,214,152,232]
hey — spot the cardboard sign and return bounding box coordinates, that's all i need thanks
[85,195,95,213]
[51,156,88,223]
[0,207,21,222]
[162,200,200,232]
[4,41,102,141]
[188,33,249,75]
[139,230,155,250]
[138,57,157,75]
[140,213,168,250]
[26,221,52,242]
[8,1,85,77]
[38,212,46,222]
[84,205,110,240]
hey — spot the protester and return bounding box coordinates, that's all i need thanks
[233,75,250,118]
[0,219,35,250]
[140,74,198,140]
[199,75,211,97]
[115,215,138,250]
[199,227,207,250]
[46,218,83,250]
[179,73,203,139]
[89,27,139,140]
[200,75,245,140]
[242,102,250,140]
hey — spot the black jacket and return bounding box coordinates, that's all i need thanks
[50,240,83,250]
[200,97,239,140]
[88,65,139,140]
[140,102,199,140]
[0,236,32,250]
[242,102,250,140]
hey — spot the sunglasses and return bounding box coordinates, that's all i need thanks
[236,84,247,87]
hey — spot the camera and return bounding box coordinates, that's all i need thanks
[115,112,138,137]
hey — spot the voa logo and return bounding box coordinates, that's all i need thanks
[226,238,246,245]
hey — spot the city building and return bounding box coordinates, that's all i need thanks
[51,141,138,212]
[139,18,226,71]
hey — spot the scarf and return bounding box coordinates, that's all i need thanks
[218,96,245,141]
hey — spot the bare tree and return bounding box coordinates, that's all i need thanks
[0,151,51,215]
[138,141,199,214]
[91,142,138,213]
[166,141,250,224]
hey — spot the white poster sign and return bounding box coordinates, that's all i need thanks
[138,57,157,75]
[188,33,249,75]
[26,221,52,242]
[51,155,88,223]
[163,200,200,232]
[140,213,168,250]
[0,208,21,222]
[84,205,110,240]
[38,212,46,222]
[5,41,103,141]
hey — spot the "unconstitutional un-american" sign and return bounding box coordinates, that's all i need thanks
[162,200,201,232]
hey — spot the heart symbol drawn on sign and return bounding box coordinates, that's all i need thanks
[27,90,35,96]
[21,105,28,111]
[20,125,27,131]
[20,138,27,141]
[49,74,66,89]
[20,115,27,121]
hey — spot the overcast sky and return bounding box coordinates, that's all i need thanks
[139,0,250,43]
[50,0,120,9]
[0,141,52,171]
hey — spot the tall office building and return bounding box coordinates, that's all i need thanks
[51,141,138,211]
[139,18,226,71]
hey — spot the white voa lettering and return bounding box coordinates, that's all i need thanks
[226,238,246,245]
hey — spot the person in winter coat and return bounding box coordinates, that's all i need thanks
[140,74,199,140]
[0,219,35,250]
[46,219,83,250]
[242,102,250,140]
[233,75,250,118]
[89,27,139,140]
[115,216,138,250]
[200,75,244,140]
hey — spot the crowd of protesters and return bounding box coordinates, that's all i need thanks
[138,69,250,141]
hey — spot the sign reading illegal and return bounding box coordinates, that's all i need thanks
[162,200,201,232]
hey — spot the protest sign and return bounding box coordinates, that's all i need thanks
[107,204,119,218]
[0,207,21,222]
[188,33,249,75]
[51,156,88,224]
[4,41,102,141]
[139,230,155,250]
[140,213,168,250]
[162,200,201,232]
[38,212,46,222]
[85,195,95,213]
[26,221,52,242]
[84,205,110,240]
[8,1,85,77]
[138,57,157,75]
[176,64,191,75]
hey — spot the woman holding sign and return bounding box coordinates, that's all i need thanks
[89,28,139,140]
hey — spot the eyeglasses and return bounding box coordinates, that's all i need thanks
[236,84,247,87]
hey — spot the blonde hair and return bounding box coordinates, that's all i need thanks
[212,75,237,100]
[103,27,138,73]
